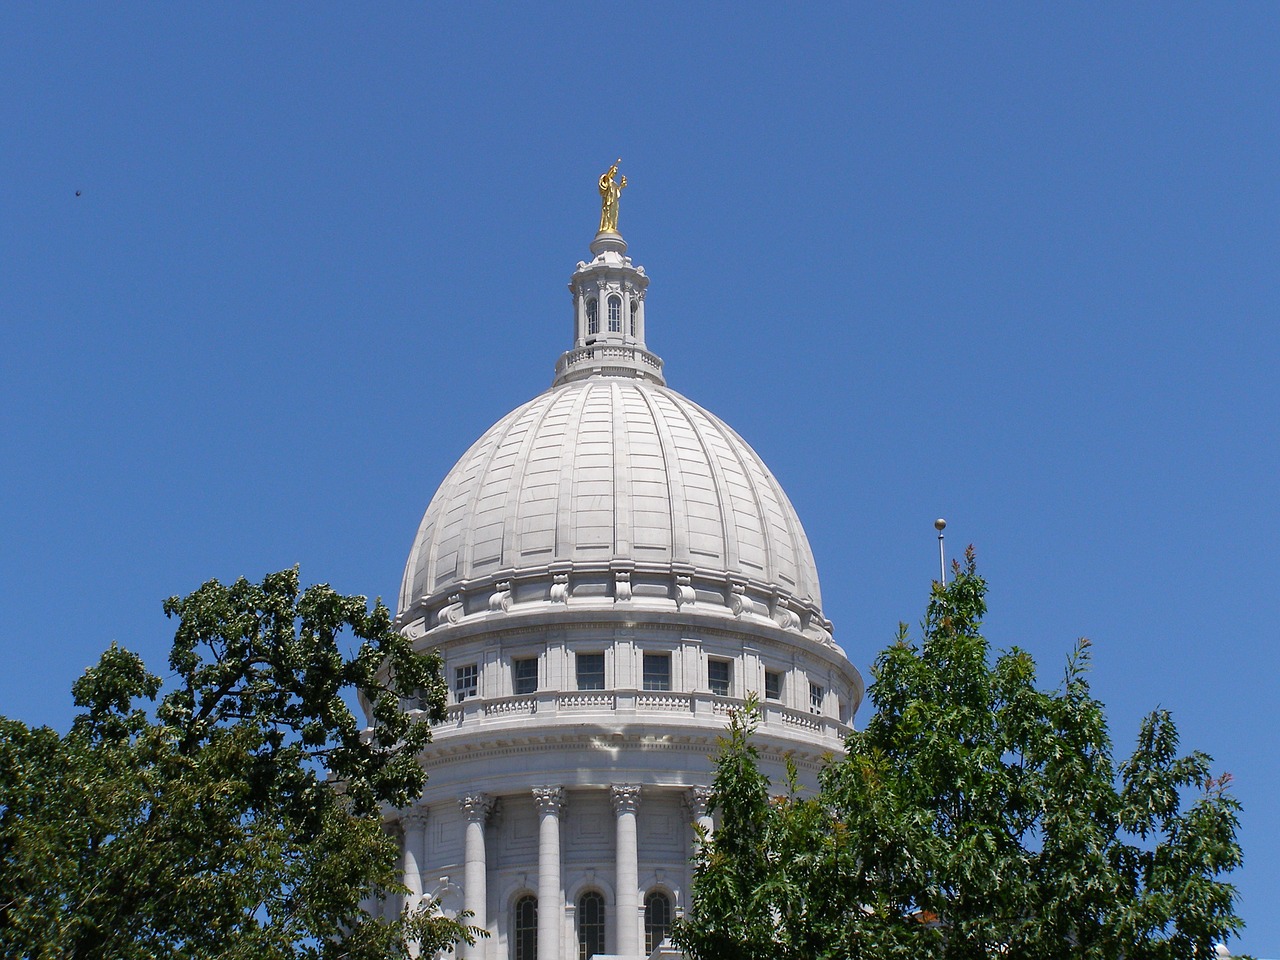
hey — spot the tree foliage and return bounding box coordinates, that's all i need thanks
[0,568,472,960]
[676,549,1247,960]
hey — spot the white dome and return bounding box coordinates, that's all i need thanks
[398,376,822,615]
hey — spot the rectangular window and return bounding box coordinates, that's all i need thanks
[764,670,783,701]
[708,658,731,697]
[513,657,538,696]
[454,664,478,702]
[810,682,824,715]
[576,653,605,691]
[643,653,671,692]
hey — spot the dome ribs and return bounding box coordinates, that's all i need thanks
[457,400,540,580]
[633,382,686,561]
[622,384,672,557]
[553,382,595,561]
[666,391,741,576]
[503,387,564,566]
[572,384,616,556]
[398,380,824,622]
[609,380,632,558]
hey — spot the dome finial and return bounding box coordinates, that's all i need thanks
[597,159,627,235]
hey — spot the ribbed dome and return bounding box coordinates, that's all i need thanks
[398,377,822,614]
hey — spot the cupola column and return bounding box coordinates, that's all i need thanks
[458,793,494,955]
[612,784,642,958]
[533,786,565,960]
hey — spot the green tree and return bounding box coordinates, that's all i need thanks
[675,549,1247,960]
[0,568,475,960]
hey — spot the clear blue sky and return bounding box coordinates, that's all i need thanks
[3,4,1277,953]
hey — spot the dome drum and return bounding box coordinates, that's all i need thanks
[396,559,836,649]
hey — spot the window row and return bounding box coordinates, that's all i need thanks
[584,295,639,337]
[450,653,829,715]
[512,890,672,960]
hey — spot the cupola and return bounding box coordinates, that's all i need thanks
[553,161,664,387]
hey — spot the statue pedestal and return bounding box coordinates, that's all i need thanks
[590,231,626,256]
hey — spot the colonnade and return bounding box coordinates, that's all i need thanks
[397,784,714,960]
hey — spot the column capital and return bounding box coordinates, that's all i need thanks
[400,805,430,831]
[458,792,494,823]
[532,785,565,815]
[684,785,712,820]
[611,783,642,815]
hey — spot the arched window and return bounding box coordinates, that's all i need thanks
[644,890,672,954]
[577,891,606,959]
[586,298,599,336]
[607,294,622,333]
[630,299,638,336]
[514,895,537,960]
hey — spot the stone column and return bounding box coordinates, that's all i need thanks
[611,784,642,958]
[400,807,430,958]
[685,786,714,845]
[533,786,565,960]
[459,793,494,956]
[400,806,429,909]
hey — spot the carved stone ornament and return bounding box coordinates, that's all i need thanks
[728,582,759,618]
[549,572,570,604]
[400,806,430,831]
[806,615,836,647]
[614,570,632,603]
[610,783,642,815]
[458,792,495,823]
[488,580,513,613]
[437,593,465,626]
[683,785,712,820]
[532,785,565,815]
[674,574,695,609]
[772,596,801,631]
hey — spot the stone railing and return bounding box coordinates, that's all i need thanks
[553,344,665,385]
[637,691,692,712]
[426,690,847,741]
[484,693,537,716]
[559,691,616,710]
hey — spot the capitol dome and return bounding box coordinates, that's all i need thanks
[378,186,861,960]
[399,377,823,618]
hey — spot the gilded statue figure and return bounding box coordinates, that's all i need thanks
[598,160,627,233]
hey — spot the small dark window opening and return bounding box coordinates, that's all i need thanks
[577,653,605,691]
[514,895,537,960]
[645,890,673,954]
[643,653,671,692]
[587,298,599,336]
[455,664,478,702]
[607,295,622,333]
[514,657,538,696]
[708,659,731,697]
[578,891,606,959]
[764,670,783,702]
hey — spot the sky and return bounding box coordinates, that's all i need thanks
[2,3,1277,953]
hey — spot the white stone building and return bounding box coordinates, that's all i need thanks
[380,219,863,960]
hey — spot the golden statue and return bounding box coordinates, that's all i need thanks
[598,159,627,233]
